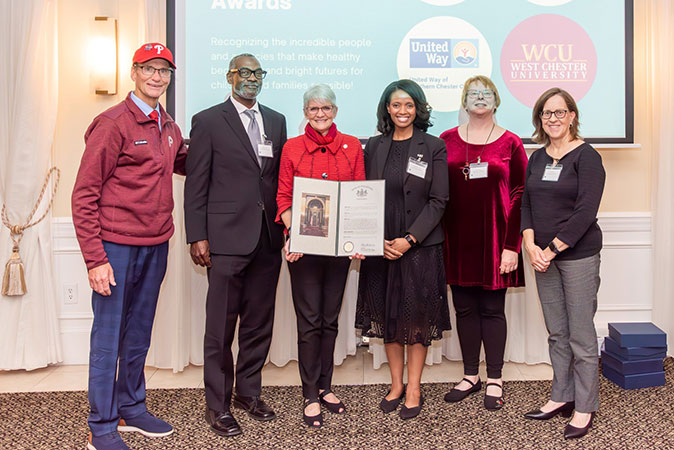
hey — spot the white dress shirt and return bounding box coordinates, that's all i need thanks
[230,95,266,143]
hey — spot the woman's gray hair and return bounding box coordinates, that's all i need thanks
[303,84,337,108]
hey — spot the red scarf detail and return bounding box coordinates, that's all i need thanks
[305,122,337,145]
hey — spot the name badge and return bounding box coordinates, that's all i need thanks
[134,140,148,145]
[407,157,428,179]
[542,164,563,182]
[257,140,274,158]
[469,162,488,179]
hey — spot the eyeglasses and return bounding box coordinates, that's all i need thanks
[305,105,334,116]
[540,109,568,120]
[135,64,173,79]
[466,89,494,99]
[229,67,267,80]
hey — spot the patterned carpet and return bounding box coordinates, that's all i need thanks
[2,359,673,449]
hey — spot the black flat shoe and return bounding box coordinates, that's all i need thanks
[564,412,594,439]
[400,393,424,420]
[319,389,346,414]
[379,386,405,413]
[302,398,323,428]
[484,382,504,411]
[444,378,482,403]
[524,401,575,420]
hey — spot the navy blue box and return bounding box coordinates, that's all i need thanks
[608,322,667,348]
[602,364,665,389]
[604,336,667,361]
[601,350,663,375]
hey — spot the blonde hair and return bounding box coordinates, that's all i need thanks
[460,75,501,110]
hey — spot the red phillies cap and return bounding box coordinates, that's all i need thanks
[133,42,176,69]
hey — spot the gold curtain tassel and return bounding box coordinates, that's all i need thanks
[2,249,27,296]
[1,166,60,297]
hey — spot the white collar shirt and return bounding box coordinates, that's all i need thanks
[230,95,266,144]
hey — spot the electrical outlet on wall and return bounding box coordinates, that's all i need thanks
[64,284,78,304]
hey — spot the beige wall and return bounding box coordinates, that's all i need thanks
[53,0,149,216]
[597,2,652,212]
[52,1,653,216]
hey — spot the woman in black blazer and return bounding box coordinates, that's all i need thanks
[356,79,451,420]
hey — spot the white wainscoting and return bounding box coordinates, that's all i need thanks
[593,213,653,336]
[52,218,92,364]
[51,212,653,364]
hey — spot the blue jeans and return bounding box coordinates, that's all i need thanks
[87,241,168,436]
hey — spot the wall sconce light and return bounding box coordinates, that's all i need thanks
[89,16,118,95]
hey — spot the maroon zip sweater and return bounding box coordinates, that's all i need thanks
[71,93,187,270]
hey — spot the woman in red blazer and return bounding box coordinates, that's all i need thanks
[276,84,365,428]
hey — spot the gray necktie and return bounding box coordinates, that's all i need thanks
[243,109,262,166]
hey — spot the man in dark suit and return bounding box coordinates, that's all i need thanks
[184,53,287,437]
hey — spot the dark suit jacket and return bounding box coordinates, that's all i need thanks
[364,127,449,246]
[184,98,287,254]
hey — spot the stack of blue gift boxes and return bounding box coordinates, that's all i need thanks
[601,322,667,389]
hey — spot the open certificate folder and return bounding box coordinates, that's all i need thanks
[289,177,385,257]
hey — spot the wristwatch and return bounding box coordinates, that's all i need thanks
[404,233,417,247]
[548,241,561,255]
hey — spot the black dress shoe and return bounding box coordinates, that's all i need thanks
[564,412,594,439]
[400,393,424,420]
[233,394,276,421]
[524,401,575,420]
[205,407,242,437]
[379,386,405,413]
[484,382,505,411]
[444,378,482,403]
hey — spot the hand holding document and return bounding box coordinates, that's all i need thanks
[289,177,385,257]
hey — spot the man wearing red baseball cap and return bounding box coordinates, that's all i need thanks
[72,42,186,450]
[133,42,176,69]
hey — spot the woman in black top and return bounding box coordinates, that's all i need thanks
[520,88,605,440]
[356,79,450,419]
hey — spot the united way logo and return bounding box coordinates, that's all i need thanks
[409,39,479,68]
[453,40,478,66]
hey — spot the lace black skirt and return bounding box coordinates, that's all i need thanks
[355,244,451,346]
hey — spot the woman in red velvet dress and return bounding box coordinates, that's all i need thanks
[276,84,365,428]
[440,75,527,410]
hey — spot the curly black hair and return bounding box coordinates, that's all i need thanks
[376,79,432,135]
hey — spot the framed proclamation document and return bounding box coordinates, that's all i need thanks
[289,177,385,257]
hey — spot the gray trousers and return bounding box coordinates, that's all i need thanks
[534,253,601,413]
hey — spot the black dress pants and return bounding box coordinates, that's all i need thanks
[450,285,507,379]
[288,255,351,399]
[203,221,282,412]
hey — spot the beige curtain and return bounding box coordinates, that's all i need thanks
[647,0,674,354]
[0,0,61,370]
